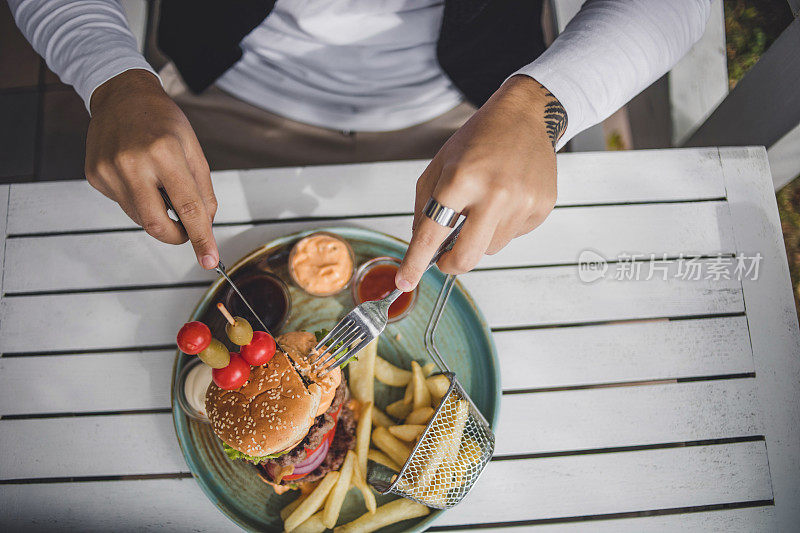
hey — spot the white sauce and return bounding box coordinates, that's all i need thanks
[184,363,213,418]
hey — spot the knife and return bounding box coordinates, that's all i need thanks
[159,188,311,384]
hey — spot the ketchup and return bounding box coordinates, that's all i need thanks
[356,263,415,319]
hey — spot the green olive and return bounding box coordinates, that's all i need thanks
[226,317,254,345]
[198,338,230,368]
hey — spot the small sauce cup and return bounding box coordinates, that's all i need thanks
[288,232,355,297]
[221,271,291,332]
[175,357,213,423]
[352,256,417,323]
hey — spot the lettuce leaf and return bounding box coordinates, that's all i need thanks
[314,329,357,369]
[222,442,290,464]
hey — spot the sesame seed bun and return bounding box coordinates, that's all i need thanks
[277,331,342,417]
[206,338,322,457]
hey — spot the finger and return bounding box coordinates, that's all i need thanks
[398,172,468,290]
[85,162,121,202]
[411,160,441,232]
[438,207,499,273]
[181,133,217,222]
[157,156,219,269]
[486,218,522,255]
[127,179,189,245]
[397,215,451,291]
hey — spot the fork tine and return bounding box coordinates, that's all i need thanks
[314,328,364,370]
[311,317,355,363]
[319,335,373,378]
[316,330,364,369]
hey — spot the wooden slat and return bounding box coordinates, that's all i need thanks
[0,184,10,294]
[437,442,772,526]
[0,317,753,416]
[461,260,743,329]
[1,378,762,479]
[0,482,774,533]
[685,20,800,149]
[0,414,187,479]
[496,380,762,456]
[719,147,800,531]
[0,261,743,353]
[3,202,736,293]
[457,506,776,532]
[0,350,174,416]
[0,478,236,532]
[5,148,726,235]
[0,437,771,525]
[497,316,754,390]
[0,287,206,353]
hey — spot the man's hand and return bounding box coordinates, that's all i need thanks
[396,75,567,290]
[86,69,219,269]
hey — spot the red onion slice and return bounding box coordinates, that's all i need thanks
[290,438,330,477]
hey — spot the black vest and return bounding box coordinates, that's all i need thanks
[157,0,545,107]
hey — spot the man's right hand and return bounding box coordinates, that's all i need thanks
[86,69,219,269]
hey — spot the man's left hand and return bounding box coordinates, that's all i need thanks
[396,75,567,291]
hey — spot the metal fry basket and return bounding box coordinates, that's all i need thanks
[368,275,496,508]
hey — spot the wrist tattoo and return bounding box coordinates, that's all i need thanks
[539,83,568,148]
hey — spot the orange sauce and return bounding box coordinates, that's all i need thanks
[356,263,414,319]
[290,234,353,296]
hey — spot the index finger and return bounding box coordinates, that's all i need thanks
[397,210,452,291]
[157,157,219,269]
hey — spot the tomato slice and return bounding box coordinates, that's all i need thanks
[281,404,343,481]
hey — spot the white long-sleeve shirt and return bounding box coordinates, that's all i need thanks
[8,0,710,146]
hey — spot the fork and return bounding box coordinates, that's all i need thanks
[311,219,464,377]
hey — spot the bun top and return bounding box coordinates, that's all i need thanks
[278,331,342,417]
[206,335,321,457]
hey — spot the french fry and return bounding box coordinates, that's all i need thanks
[405,406,434,425]
[284,471,339,532]
[291,511,327,533]
[422,362,435,377]
[334,498,430,533]
[372,426,412,467]
[388,424,425,442]
[374,356,411,386]
[411,396,458,491]
[371,406,394,428]
[445,400,470,464]
[386,399,412,420]
[347,338,377,404]
[356,402,372,484]
[281,493,307,521]
[351,461,377,514]
[323,451,355,529]
[460,436,483,466]
[426,374,450,403]
[367,449,402,471]
[411,361,431,411]
[402,378,413,404]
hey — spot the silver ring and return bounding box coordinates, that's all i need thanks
[423,197,459,228]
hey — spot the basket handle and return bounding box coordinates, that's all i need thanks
[424,273,457,373]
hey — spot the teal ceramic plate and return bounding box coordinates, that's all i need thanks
[171,227,500,532]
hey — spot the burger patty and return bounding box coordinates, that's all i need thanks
[262,376,352,469]
[257,402,356,485]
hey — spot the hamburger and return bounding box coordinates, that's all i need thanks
[206,330,355,493]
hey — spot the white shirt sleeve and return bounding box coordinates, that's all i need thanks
[514,0,711,149]
[7,0,159,112]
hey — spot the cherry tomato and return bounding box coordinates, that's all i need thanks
[177,321,211,354]
[240,331,277,366]
[212,353,251,390]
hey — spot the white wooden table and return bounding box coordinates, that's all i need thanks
[1,147,798,531]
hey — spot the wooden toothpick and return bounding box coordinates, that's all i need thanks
[217,302,236,325]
